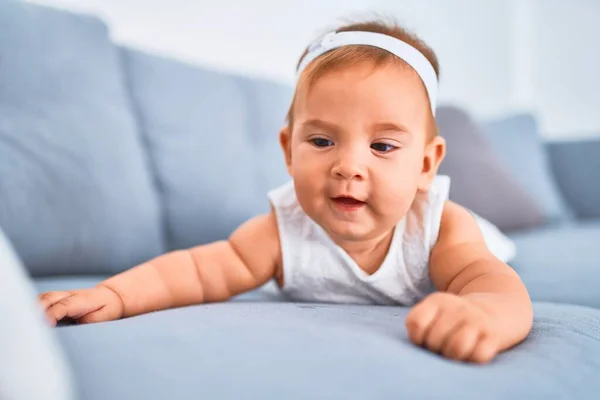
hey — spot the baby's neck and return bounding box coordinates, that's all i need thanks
[333,229,395,276]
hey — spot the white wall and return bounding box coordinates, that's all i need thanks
[29,0,377,81]
[371,0,515,123]
[532,0,600,139]
[28,0,600,138]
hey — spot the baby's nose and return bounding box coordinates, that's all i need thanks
[331,148,367,180]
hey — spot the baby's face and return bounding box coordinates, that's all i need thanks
[282,62,443,243]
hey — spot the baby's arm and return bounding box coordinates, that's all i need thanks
[39,212,280,325]
[405,201,533,363]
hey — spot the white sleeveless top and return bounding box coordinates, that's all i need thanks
[267,175,516,306]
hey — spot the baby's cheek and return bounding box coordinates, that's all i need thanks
[293,151,324,178]
[293,178,322,216]
[375,179,417,218]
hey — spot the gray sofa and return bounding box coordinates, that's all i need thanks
[2,1,600,399]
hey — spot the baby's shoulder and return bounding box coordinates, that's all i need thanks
[432,201,516,264]
[229,210,283,274]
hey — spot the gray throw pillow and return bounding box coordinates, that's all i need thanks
[482,114,572,222]
[437,106,545,232]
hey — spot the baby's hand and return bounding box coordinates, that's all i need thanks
[405,292,500,364]
[38,285,124,326]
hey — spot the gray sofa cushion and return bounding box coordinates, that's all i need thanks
[483,114,572,222]
[0,225,75,400]
[437,106,545,231]
[509,221,600,308]
[120,48,292,250]
[45,296,600,400]
[548,138,600,219]
[0,1,165,275]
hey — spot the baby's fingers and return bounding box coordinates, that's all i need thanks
[442,325,480,361]
[38,291,73,312]
[78,306,115,324]
[405,300,440,346]
[470,336,499,364]
[45,294,100,326]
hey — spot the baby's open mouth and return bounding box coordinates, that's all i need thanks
[331,196,366,211]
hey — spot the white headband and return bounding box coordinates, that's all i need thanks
[296,31,438,115]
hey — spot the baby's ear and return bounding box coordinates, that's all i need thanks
[418,135,446,192]
[279,126,293,176]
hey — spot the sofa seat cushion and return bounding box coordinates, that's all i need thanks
[42,299,600,400]
[509,221,600,308]
[35,276,600,400]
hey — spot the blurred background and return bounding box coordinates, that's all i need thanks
[28,0,600,140]
[3,3,600,399]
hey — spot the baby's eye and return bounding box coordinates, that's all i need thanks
[371,142,398,153]
[311,138,334,148]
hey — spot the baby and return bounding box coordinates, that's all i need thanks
[39,19,533,364]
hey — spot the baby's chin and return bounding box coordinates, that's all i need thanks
[319,217,382,243]
[299,199,396,241]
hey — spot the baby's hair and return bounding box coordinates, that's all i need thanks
[286,18,440,138]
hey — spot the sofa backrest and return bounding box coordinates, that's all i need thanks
[1,0,598,278]
[548,138,600,220]
[119,48,293,251]
[0,0,165,276]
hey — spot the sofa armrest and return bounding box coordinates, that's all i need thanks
[547,137,600,219]
[0,227,75,400]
